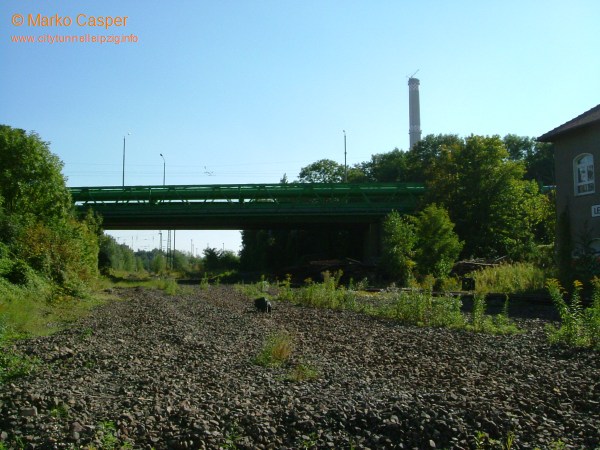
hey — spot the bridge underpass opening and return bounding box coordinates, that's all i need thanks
[104,223,381,268]
[105,229,243,256]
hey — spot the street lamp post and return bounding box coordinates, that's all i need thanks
[160,153,166,185]
[122,136,126,186]
[159,153,166,257]
[343,130,347,182]
[122,132,130,187]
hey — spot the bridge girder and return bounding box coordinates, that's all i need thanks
[70,182,424,230]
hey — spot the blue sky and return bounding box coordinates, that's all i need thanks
[2,0,599,253]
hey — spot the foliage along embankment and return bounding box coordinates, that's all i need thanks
[0,125,103,340]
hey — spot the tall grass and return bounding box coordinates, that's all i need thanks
[99,275,185,296]
[235,275,272,299]
[466,294,520,335]
[156,278,180,296]
[199,273,210,290]
[546,279,600,349]
[292,271,357,310]
[0,297,40,384]
[472,262,548,294]
[0,273,107,386]
[386,289,465,328]
[0,273,106,338]
[279,272,519,335]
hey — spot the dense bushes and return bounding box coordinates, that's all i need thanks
[0,125,99,298]
[380,211,416,285]
[381,205,463,286]
[413,204,463,279]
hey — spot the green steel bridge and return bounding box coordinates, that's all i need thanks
[70,182,425,230]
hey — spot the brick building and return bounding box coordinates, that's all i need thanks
[539,104,600,256]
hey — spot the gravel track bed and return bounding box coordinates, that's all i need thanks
[0,286,598,449]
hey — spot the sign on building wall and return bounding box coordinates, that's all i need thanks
[592,205,600,217]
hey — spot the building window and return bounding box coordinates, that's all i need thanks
[574,153,595,196]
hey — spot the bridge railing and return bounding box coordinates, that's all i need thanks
[70,182,425,205]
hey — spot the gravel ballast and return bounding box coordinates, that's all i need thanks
[0,286,598,449]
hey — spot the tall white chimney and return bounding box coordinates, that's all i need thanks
[408,77,422,149]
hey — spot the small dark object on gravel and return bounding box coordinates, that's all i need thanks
[254,296,272,313]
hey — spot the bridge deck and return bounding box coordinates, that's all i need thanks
[70,182,425,230]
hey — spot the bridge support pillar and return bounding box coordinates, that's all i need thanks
[363,221,382,264]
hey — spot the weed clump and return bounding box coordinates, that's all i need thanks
[388,289,465,329]
[199,273,210,290]
[254,331,294,367]
[235,275,272,299]
[466,294,520,335]
[286,362,319,382]
[546,279,600,350]
[157,278,179,296]
[293,271,357,310]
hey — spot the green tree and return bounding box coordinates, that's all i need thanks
[360,149,408,182]
[346,165,369,183]
[172,250,190,273]
[380,211,416,285]
[405,134,462,182]
[219,250,240,270]
[487,178,554,260]
[98,235,139,273]
[202,247,221,272]
[413,204,463,278]
[151,252,167,274]
[425,134,549,259]
[503,134,535,161]
[503,134,554,185]
[298,159,345,183]
[0,125,71,219]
